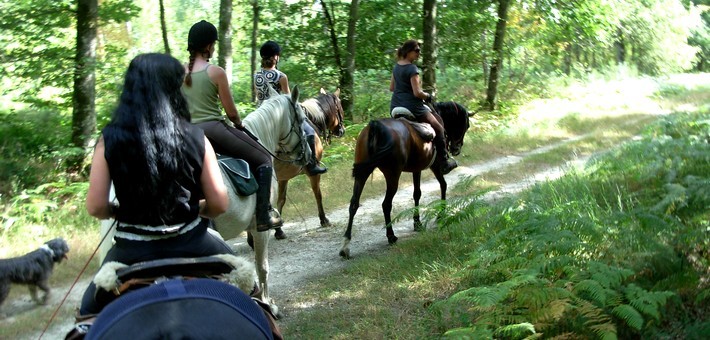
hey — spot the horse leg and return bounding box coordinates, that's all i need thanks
[382,172,401,245]
[309,174,331,228]
[432,168,448,221]
[340,176,366,259]
[412,171,424,231]
[273,180,289,240]
[249,227,278,316]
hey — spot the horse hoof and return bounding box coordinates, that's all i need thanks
[274,229,287,240]
[387,235,398,244]
[320,219,332,228]
[339,249,350,259]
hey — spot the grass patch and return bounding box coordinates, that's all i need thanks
[280,106,709,339]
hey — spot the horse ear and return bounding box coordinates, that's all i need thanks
[291,85,300,102]
[320,88,326,95]
[334,88,340,97]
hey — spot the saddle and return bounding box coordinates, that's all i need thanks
[93,254,257,307]
[390,107,436,142]
[217,154,258,196]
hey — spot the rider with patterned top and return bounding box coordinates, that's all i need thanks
[254,40,327,176]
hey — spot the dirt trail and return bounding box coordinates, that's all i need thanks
[5,136,592,339]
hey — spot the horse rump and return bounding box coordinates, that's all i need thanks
[84,278,277,340]
[352,120,394,179]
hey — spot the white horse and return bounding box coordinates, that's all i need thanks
[98,87,310,314]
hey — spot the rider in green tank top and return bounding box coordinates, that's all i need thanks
[181,65,223,124]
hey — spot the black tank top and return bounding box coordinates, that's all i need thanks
[103,122,205,226]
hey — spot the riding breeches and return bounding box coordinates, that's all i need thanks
[196,120,272,173]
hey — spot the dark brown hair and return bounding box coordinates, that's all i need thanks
[396,39,419,59]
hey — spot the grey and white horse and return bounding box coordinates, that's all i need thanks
[98,87,310,314]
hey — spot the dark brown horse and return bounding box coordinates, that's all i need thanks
[273,88,345,239]
[339,101,473,258]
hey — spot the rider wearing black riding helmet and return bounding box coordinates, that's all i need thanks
[254,40,327,175]
[182,20,283,232]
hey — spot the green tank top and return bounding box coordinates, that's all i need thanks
[181,65,225,124]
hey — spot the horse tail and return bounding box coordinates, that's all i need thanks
[352,120,394,179]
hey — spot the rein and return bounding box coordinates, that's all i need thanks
[39,220,117,339]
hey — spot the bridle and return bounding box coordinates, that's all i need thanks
[271,97,309,165]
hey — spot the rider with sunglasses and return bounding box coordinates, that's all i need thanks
[390,39,457,174]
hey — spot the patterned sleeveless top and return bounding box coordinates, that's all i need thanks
[254,69,285,107]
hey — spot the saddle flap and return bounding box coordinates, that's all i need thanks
[216,154,258,196]
[217,155,251,180]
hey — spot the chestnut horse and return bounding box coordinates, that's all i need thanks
[339,101,473,258]
[272,88,345,239]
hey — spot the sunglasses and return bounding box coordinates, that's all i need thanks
[414,48,421,53]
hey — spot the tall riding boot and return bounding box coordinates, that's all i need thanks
[434,136,457,175]
[255,166,283,232]
[304,134,327,175]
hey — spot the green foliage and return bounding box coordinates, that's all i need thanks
[430,110,709,338]
[0,109,78,196]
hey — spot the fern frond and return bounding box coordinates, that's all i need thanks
[589,322,618,340]
[611,304,644,331]
[493,322,537,339]
[624,284,674,321]
[573,279,607,306]
[443,326,493,339]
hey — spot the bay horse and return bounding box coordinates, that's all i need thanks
[272,88,345,239]
[339,101,473,259]
[98,87,310,313]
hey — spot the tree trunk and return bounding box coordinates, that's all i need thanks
[614,27,625,64]
[485,0,510,111]
[219,0,233,84]
[72,0,97,153]
[321,1,343,72]
[342,0,359,120]
[250,0,259,102]
[481,30,489,86]
[422,0,437,95]
[159,0,170,54]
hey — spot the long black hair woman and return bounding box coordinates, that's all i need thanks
[390,39,457,174]
[79,53,235,315]
[181,20,282,231]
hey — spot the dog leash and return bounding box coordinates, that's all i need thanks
[39,220,117,339]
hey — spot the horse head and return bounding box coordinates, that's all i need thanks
[435,101,473,156]
[243,85,311,166]
[320,88,345,139]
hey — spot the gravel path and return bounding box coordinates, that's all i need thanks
[11,136,592,339]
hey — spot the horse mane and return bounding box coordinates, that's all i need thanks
[300,98,326,128]
[243,95,294,151]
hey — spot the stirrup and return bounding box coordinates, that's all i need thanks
[306,162,328,175]
[256,209,283,232]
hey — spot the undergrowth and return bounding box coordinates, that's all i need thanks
[429,110,709,339]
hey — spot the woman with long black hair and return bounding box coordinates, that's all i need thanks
[80,53,235,315]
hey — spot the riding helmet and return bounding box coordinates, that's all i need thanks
[188,20,218,50]
[259,41,282,59]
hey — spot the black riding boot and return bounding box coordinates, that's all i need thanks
[255,166,283,232]
[304,134,327,176]
[434,136,457,175]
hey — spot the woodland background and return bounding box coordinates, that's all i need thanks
[0,1,709,338]
[0,0,707,199]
